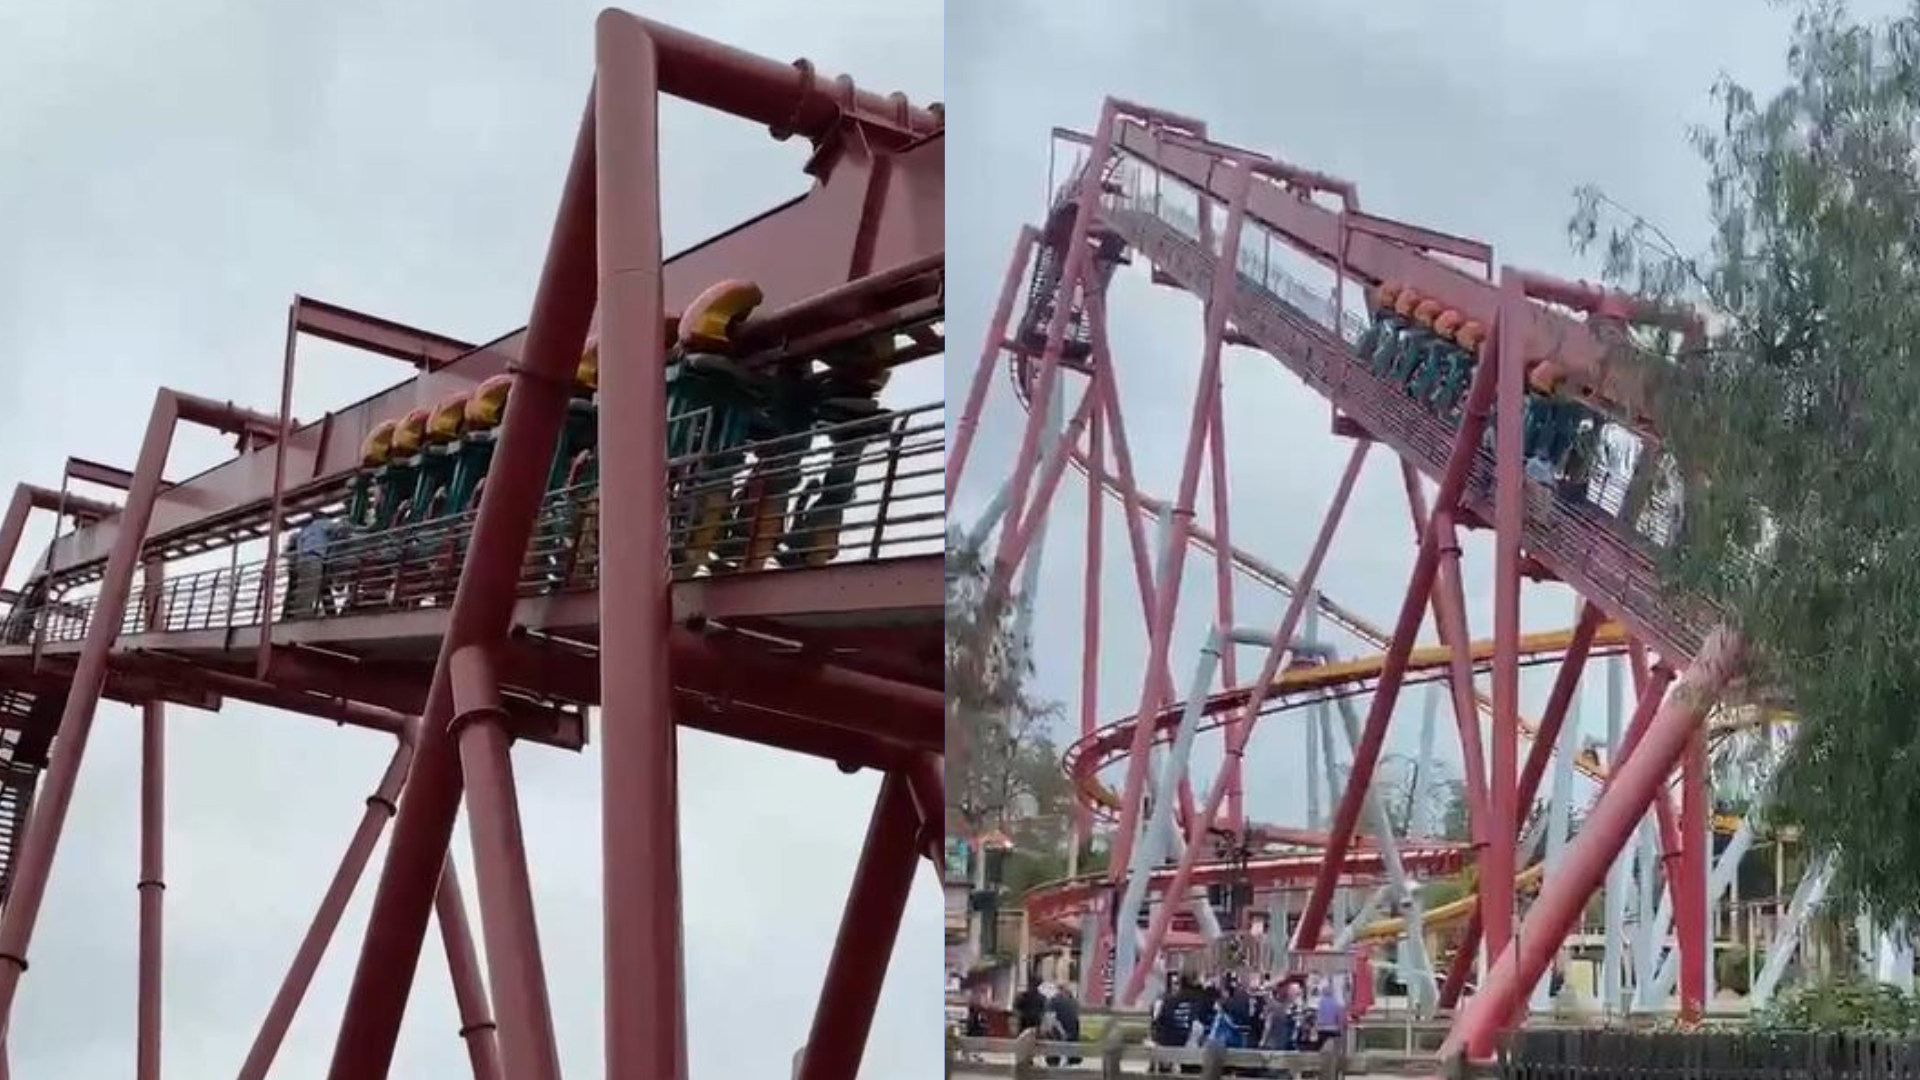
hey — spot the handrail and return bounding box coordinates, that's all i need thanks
[1094,187,1708,658]
[1,402,945,648]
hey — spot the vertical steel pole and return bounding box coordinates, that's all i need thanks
[256,299,301,678]
[1600,653,1628,1014]
[449,645,561,1080]
[1071,404,1104,872]
[1676,723,1709,1019]
[137,560,165,1080]
[1204,401,1243,832]
[1430,514,1491,841]
[794,770,922,1080]
[595,18,681,1079]
[949,227,1039,496]
[436,864,504,1080]
[1486,268,1527,968]
[325,96,597,1080]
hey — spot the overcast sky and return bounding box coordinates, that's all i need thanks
[947,2,1892,831]
[0,2,939,1078]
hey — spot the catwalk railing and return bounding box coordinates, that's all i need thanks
[3,402,945,646]
[1084,162,1708,659]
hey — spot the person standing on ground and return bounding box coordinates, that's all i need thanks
[1013,976,1047,1038]
[1043,984,1082,1067]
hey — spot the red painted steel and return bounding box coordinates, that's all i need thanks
[949,226,1037,495]
[963,102,1752,1065]
[449,645,561,1080]
[236,741,410,1080]
[1486,269,1528,964]
[594,19,683,1078]
[1445,629,1743,1057]
[794,770,922,1080]
[1118,436,1370,1003]
[0,17,940,1077]
[436,864,505,1080]
[322,97,599,1080]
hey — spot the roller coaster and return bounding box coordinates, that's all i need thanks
[0,15,941,1080]
[950,99,1755,1061]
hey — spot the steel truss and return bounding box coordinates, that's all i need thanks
[953,97,1746,1061]
[0,14,943,1080]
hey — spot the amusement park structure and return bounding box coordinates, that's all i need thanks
[0,14,942,1080]
[946,96,1846,1060]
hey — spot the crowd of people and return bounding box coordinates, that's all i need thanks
[961,969,1346,1075]
[1148,971,1345,1074]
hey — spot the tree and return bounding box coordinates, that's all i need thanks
[1367,754,1467,841]
[1568,0,1920,922]
[944,533,1069,849]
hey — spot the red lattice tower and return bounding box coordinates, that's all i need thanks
[950,98,1740,1060]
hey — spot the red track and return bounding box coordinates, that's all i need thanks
[952,99,1743,1060]
[0,15,941,1080]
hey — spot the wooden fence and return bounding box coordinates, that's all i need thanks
[949,1027,1494,1078]
[1504,1029,1920,1080]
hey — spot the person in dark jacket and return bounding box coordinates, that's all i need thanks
[1151,976,1201,1074]
[1012,977,1047,1036]
[1043,986,1083,1067]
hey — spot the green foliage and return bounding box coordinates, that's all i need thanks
[1717,945,1753,996]
[944,536,1070,846]
[1753,975,1920,1033]
[1570,0,1920,922]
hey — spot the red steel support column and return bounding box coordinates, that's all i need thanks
[1121,438,1371,1001]
[1205,399,1243,833]
[449,645,561,1080]
[996,376,1103,563]
[255,298,300,678]
[1091,351,1192,827]
[0,391,183,1036]
[794,770,923,1080]
[436,864,504,1080]
[324,95,597,1080]
[986,102,1117,597]
[949,226,1038,496]
[136,560,165,1080]
[1429,513,1491,843]
[1486,268,1527,967]
[238,743,411,1080]
[1677,722,1709,1020]
[1073,406,1104,859]
[1444,627,1743,1059]
[137,702,164,1079]
[595,17,682,1080]
[1434,602,1603,1005]
[1105,159,1253,883]
[1294,311,1503,948]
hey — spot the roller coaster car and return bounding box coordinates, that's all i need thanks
[348,419,399,527]
[382,407,433,528]
[403,392,470,525]
[445,374,513,519]
[667,281,765,571]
